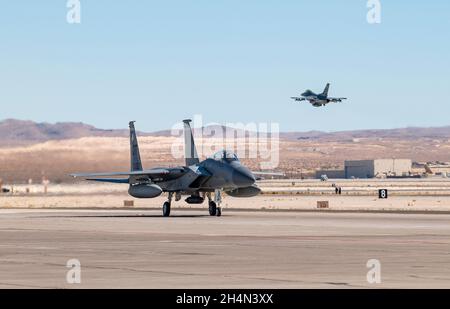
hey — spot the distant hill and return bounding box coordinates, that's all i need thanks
[0,119,131,146]
[0,119,249,146]
[280,127,450,141]
[1,119,450,147]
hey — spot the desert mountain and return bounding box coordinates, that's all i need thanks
[0,120,248,146]
[1,119,450,147]
[281,127,450,141]
[0,119,136,147]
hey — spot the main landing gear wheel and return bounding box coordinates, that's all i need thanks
[208,201,217,216]
[163,202,171,217]
[216,207,222,217]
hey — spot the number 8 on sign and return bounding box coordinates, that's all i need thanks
[379,189,388,199]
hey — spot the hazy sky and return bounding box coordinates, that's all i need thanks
[1,1,449,132]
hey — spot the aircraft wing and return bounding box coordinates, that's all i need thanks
[71,168,187,184]
[84,178,130,184]
[71,168,171,179]
[291,97,306,102]
[328,97,347,102]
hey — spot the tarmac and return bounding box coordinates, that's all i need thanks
[0,209,449,288]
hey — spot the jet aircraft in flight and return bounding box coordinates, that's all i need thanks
[291,83,347,107]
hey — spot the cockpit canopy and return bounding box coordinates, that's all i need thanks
[212,150,240,162]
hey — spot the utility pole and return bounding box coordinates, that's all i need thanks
[42,177,50,195]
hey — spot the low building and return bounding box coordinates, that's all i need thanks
[315,159,413,179]
[345,159,412,179]
[422,162,450,176]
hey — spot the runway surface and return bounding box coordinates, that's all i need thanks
[0,209,449,288]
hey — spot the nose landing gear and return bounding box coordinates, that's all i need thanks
[207,190,222,217]
[208,201,217,216]
[163,201,171,217]
[162,192,173,217]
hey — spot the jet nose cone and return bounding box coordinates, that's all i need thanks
[232,168,256,188]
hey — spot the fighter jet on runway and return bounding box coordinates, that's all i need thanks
[291,83,347,107]
[72,120,281,217]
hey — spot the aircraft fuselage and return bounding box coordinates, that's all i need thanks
[154,158,256,193]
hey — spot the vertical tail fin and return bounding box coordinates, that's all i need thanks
[183,119,200,166]
[322,83,330,97]
[129,121,143,172]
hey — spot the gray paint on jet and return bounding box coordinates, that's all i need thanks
[291,83,347,107]
[71,120,279,216]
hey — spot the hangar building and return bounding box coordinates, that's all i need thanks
[344,159,412,179]
[316,159,413,179]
